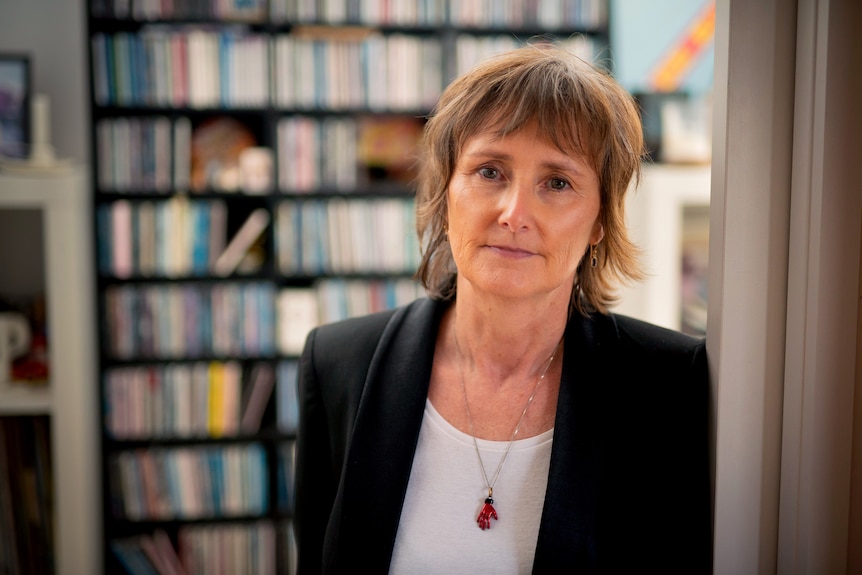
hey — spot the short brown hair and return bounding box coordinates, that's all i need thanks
[414,42,646,315]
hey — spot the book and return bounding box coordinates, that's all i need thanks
[137,200,156,276]
[137,449,167,518]
[170,32,188,107]
[207,200,227,269]
[222,361,242,436]
[154,116,172,191]
[277,361,299,434]
[207,362,226,438]
[111,538,159,575]
[92,34,110,105]
[276,442,296,511]
[111,200,133,279]
[173,116,192,190]
[138,534,169,575]
[117,451,144,520]
[191,361,211,436]
[212,208,270,277]
[207,449,224,516]
[247,444,268,514]
[153,528,186,575]
[276,289,319,356]
[0,421,20,574]
[240,362,275,434]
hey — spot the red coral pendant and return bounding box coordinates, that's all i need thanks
[477,496,498,530]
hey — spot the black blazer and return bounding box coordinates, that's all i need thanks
[294,297,712,574]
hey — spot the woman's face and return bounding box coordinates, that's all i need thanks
[447,122,604,302]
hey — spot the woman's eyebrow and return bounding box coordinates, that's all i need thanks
[540,158,588,177]
[461,143,589,176]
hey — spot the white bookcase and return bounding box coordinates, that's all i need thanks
[0,167,99,575]
[613,163,712,333]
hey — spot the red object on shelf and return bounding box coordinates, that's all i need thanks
[11,332,48,382]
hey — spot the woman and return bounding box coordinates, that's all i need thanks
[294,44,711,574]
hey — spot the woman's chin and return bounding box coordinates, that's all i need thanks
[464,275,543,301]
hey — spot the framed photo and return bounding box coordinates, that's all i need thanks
[614,163,712,336]
[0,54,31,159]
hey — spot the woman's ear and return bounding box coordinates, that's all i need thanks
[590,222,605,245]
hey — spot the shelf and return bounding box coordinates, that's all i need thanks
[0,166,99,575]
[614,163,712,332]
[104,429,296,448]
[0,379,52,415]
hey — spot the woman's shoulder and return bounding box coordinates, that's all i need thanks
[313,306,400,342]
[578,311,707,374]
[310,297,440,351]
[604,312,705,350]
[577,312,709,404]
[301,297,442,394]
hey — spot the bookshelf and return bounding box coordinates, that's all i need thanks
[0,168,99,575]
[86,1,609,573]
[613,163,712,335]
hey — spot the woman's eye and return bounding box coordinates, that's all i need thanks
[479,167,498,179]
[549,178,569,191]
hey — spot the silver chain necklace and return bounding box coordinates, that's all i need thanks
[453,331,563,530]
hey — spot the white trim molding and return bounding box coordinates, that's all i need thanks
[710,0,862,572]
[709,0,797,572]
[778,0,862,572]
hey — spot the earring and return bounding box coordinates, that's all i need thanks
[590,244,598,268]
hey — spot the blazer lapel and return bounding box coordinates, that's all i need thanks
[533,312,610,572]
[332,298,444,572]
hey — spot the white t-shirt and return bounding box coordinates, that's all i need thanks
[388,400,553,574]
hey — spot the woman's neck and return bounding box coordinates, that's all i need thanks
[446,285,569,383]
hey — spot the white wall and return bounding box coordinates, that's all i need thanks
[0,0,89,165]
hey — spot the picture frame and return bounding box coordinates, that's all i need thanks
[614,163,712,335]
[0,53,31,159]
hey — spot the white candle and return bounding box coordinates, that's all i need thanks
[31,93,50,146]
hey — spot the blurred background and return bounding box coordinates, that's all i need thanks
[0,1,714,573]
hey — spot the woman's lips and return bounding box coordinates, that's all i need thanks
[486,244,535,258]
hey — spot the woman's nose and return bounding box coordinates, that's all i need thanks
[497,179,534,232]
